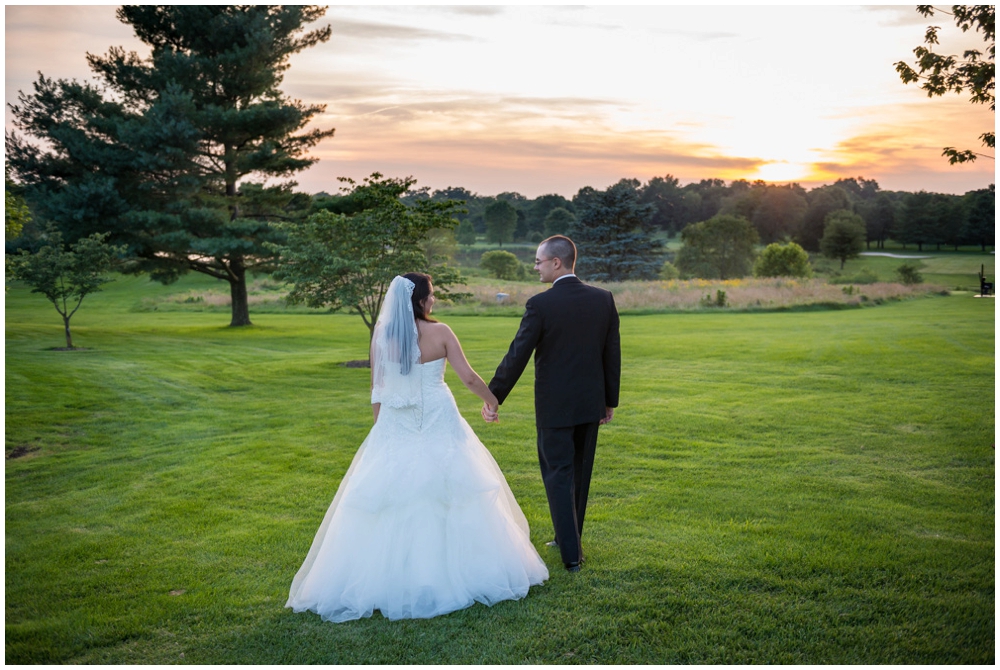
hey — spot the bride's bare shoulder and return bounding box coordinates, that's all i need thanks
[419,320,454,339]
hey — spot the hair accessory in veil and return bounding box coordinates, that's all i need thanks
[370,276,422,419]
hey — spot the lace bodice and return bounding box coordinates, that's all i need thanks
[418,357,447,385]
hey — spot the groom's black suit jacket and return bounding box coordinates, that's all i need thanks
[489,276,621,429]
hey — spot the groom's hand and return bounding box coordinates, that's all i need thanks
[599,407,614,425]
[481,401,499,423]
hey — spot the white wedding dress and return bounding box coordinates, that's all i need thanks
[286,357,549,623]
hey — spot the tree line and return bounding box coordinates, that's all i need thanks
[393,176,995,255]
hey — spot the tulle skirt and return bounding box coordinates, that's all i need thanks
[286,365,548,622]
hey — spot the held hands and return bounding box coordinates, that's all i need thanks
[482,403,611,424]
[481,401,500,423]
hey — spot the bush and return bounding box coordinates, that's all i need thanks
[753,242,813,278]
[480,250,524,280]
[527,230,544,244]
[895,262,923,285]
[699,289,727,308]
[659,260,680,280]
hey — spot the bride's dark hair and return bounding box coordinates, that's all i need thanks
[403,272,437,322]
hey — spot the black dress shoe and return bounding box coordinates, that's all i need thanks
[545,539,559,548]
[564,561,581,573]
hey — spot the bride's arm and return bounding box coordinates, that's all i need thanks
[442,325,499,410]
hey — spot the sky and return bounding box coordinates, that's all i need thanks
[5,3,996,198]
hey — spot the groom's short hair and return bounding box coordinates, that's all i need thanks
[542,235,576,270]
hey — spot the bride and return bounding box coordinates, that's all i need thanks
[286,273,549,623]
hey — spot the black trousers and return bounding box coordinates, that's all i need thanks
[536,421,600,565]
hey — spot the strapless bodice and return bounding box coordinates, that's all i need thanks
[417,357,447,387]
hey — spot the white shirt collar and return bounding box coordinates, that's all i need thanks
[552,273,577,285]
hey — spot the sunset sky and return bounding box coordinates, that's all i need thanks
[5,4,996,198]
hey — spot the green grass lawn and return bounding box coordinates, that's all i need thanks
[832,249,995,291]
[5,275,995,663]
[457,237,993,292]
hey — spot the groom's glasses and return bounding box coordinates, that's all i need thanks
[534,257,555,266]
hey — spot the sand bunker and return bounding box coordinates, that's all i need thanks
[859,252,931,259]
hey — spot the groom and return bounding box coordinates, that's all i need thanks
[483,235,621,573]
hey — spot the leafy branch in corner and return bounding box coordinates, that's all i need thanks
[895,4,995,163]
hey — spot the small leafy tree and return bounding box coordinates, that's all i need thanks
[896,262,924,285]
[675,214,759,279]
[11,231,124,348]
[659,260,680,280]
[820,210,867,269]
[456,219,477,245]
[753,242,813,278]
[484,200,518,247]
[271,174,468,342]
[480,250,524,280]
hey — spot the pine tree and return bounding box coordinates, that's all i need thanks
[571,179,663,281]
[7,6,334,326]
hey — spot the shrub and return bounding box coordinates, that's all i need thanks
[480,250,523,280]
[659,260,680,280]
[895,262,923,285]
[753,242,813,278]
[699,289,728,308]
[527,230,544,244]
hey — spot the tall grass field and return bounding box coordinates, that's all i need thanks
[5,274,994,664]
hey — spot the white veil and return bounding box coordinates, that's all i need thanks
[370,275,422,414]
